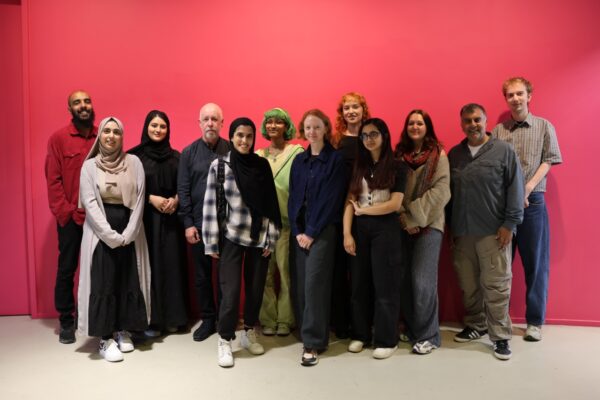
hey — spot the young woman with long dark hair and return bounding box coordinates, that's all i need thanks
[394,109,450,354]
[343,117,407,359]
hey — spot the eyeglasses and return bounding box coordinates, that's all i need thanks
[360,131,381,141]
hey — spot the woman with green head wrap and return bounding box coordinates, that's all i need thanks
[257,108,304,336]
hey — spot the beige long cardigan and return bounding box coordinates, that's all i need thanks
[400,152,451,232]
[77,154,151,336]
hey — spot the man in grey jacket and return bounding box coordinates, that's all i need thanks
[447,103,524,360]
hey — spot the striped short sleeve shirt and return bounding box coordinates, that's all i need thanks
[492,113,562,192]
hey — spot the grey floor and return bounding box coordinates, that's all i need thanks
[1,316,599,400]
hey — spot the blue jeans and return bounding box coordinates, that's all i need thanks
[400,229,442,347]
[513,192,550,326]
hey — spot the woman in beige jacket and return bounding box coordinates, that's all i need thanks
[78,117,151,362]
[394,110,450,355]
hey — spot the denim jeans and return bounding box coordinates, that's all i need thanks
[513,191,550,326]
[400,229,442,347]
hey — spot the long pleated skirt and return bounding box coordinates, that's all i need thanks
[88,204,148,337]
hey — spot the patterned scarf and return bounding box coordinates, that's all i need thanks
[402,143,441,202]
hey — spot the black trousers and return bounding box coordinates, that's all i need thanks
[350,215,402,348]
[330,221,351,335]
[217,238,269,340]
[191,240,220,321]
[55,219,83,328]
[294,224,336,350]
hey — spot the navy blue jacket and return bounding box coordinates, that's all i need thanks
[288,141,348,238]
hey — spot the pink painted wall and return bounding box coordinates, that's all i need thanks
[7,0,600,324]
[0,1,29,315]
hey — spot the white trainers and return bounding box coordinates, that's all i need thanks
[99,338,124,362]
[262,326,276,336]
[373,345,398,359]
[240,329,265,355]
[115,331,134,353]
[412,340,438,355]
[524,325,542,342]
[217,337,234,368]
[348,340,364,353]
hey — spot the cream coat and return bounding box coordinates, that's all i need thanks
[400,152,451,232]
[77,154,151,336]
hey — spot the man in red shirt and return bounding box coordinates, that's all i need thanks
[45,90,97,344]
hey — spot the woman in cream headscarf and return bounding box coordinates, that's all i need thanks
[78,116,151,362]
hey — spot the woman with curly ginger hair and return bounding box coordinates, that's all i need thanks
[330,92,371,338]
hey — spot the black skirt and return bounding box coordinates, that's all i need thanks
[144,207,188,330]
[88,204,148,337]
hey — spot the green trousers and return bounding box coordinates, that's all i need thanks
[259,227,295,329]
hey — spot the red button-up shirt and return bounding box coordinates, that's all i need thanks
[45,122,97,227]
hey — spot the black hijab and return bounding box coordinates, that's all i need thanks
[128,110,174,161]
[128,110,179,197]
[229,117,282,239]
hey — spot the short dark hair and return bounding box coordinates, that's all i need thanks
[460,103,487,118]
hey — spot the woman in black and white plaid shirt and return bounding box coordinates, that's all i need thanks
[202,117,281,368]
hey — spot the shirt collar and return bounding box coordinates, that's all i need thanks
[508,113,533,131]
[68,122,98,138]
[301,142,333,163]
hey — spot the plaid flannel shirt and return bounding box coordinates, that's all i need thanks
[202,153,280,255]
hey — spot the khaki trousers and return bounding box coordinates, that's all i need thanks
[452,235,512,341]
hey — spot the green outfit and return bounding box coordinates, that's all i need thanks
[257,144,303,330]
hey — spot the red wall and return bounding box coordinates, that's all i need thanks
[6,0,600,324]
[0,1,29,315]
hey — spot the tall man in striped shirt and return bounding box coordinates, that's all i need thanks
[492,77,562,342]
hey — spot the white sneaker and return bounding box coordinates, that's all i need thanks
[524,325,542,342]
[218,337,234,368]
[373,345,398,359]
[240,329,265,355]
[348,340,364,353]
[412,340,438,355]
[99,338,124,362]
[115,331,134,353]
[262,326,276,336]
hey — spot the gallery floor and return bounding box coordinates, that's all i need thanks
[0,316,598,400]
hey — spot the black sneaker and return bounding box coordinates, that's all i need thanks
[454,327,487,342]
[59,327,75,344]
[493,340,512,360]
[193,319,216,342]
[301,348,318,367]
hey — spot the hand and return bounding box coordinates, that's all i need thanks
[185,226,201,244]
[350,200,363,216]
[399,213,408,229]
[496,227,513,250]
[262,248,271,257]
[296,234,314,250]
[405,226,420,235]
[149,195,168,213]
[208,253,220,259]
[524,183,534,208]
[163,196,178,214]
[343,233,356,256]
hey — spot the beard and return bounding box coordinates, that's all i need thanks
[71,108,95,130]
